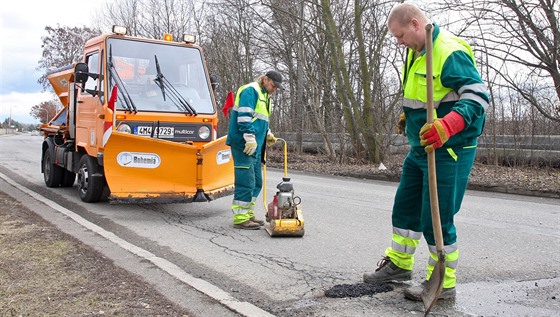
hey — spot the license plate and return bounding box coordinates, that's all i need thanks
[136,126,174,138]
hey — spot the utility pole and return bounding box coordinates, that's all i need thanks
[8,105,16,134]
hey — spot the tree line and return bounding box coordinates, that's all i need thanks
[34,0,560,165]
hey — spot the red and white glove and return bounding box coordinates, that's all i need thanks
[419,111,465,153]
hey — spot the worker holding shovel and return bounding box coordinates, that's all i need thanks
[363,2,489,305]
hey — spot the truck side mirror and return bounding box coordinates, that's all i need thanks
[75,63,90,84]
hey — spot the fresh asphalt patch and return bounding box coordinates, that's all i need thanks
[324,282,393,298]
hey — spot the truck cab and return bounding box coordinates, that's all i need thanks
[41,26,234,204]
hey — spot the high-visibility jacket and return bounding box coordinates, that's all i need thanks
[226,82,271,155]
[402,24,489,150]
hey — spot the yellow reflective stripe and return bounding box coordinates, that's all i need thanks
[447,148,458,161]
[443,270,456,288]
[384,247,414,270]
[428,251,459,269]
[392,228,422,255]
[463,145,477,149]
[233,212,252,224]
[446,249,459,264]
[427,249,459,288]
[392,233,420,255]
[427,264,457,288]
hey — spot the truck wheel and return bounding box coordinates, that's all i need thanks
[43,150,63,187]
[77,155,104,202]
[61,170,76,187]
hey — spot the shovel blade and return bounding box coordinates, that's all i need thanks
[421,255,445,316]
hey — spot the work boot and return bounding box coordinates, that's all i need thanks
[250,216,265,226]
[233,220,260,230]
[363,256,412,283]
[403,280,456,301]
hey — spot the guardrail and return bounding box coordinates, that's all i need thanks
[276,132,560,165]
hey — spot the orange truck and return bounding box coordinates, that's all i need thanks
[41,26,234,204]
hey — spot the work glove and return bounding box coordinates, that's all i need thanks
[420,111,465,153]
[397,113,406,135]
[266,130,278,147]
[243,133,258,155]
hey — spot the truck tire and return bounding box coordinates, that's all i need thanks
[43,150,63,187]
[77,155,104,203]
[61,170,76,187]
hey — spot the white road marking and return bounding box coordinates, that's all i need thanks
[0,172,275,317]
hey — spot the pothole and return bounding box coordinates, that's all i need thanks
[324,282,393,298]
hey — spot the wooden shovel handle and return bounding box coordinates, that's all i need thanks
[425,24,445,253]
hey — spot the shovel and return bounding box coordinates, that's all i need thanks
[421,23,446,316]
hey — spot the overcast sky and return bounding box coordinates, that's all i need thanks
[1,0,106,124]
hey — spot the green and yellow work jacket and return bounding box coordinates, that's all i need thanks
[226,82,271,157]
[402,23,489,151]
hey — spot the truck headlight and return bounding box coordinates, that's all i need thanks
[117,124,132,134]
[198,126,210,140]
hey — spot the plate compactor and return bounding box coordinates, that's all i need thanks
[263,139,305,237]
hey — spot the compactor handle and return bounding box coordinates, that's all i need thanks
[276,138,288,178]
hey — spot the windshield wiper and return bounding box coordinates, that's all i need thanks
[152,55,197,116]
[108,45,137,113]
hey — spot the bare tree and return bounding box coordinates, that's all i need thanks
[29,100,59,124]
[434,0,560,123]
[310,0,402,163]
[94,0,195,39]
[198,0,265,133]
[36,25,100,91]
[75,0,560,166]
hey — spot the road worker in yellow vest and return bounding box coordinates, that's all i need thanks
[226,71,284,229]
[363,3,489,301]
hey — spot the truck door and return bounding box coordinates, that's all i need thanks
[75,51,103,155]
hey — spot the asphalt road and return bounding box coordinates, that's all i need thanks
[1,134,559,316]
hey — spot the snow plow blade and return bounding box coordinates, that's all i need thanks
[103,132,234,204]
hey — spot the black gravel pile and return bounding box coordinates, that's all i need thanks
[324,282,393,298]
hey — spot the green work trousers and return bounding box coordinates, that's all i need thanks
[231,147,263,224]
[388,146,476,287]
[393,146,476,245]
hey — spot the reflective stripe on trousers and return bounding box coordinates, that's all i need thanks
[231,147,262,224]
[384,227,422,270]
[427,243,459,288]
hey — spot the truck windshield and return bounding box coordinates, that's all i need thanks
[106,37,215,114]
